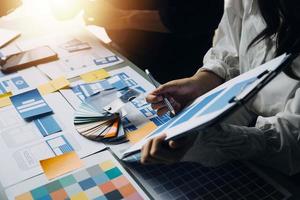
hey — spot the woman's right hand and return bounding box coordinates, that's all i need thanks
[146,77,202,116]
[146,71,223,116]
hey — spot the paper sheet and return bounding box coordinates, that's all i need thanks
[5,151,149,200]
[40,152,83,180]
[0,67,48,95]
[17,32,123,79]
[0,93,106,187]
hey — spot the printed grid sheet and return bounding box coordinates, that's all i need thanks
[126,161,290,200]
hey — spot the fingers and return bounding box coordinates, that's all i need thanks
[169,136,192,149]
[157,107,169,116]
[141,134,175,165]
[155,80,181,94]
[146,93,163,104]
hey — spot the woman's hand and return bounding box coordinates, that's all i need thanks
[146,71,223,116]
[140,134,194,165]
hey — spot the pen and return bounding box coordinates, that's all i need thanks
[145,69,176,117]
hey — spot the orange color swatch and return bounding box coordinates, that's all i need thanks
[126,122,157,144]
[40,152,83,180]
[104,119,119,138]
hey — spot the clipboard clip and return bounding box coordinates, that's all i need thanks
[228,70,270,104]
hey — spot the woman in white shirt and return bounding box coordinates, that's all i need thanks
[141,0,300,176]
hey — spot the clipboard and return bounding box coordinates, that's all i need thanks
[122,53,299,159]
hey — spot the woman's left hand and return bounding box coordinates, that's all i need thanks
[140,134,193,165]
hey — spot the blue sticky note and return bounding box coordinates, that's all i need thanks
[10,89,53,120]
[34,115,62,137]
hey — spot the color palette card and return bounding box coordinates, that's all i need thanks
[10,89,53,120]
[9,150,149,200]
[74,97,125,143]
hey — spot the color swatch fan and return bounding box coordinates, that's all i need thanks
[74,92,125,143]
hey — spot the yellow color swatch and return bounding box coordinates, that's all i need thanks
[15,192,33,200]
[71,192,89,200]
[40,152,83,180]
[126,122,157,144]
[80,69,110,83]
[99,160,115,171]
[38,77,70,95]
[0,92,12,108]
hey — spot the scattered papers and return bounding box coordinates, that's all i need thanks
[80,68,110,83]
[10,89,53,120]
[74,75,128,98]
[38,77,70,95]
[0,28,21,48]
[40,152,83,180]
[127,122,157,144]
[0,93,107,187]
[34,115,62,137]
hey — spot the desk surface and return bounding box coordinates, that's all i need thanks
[0,2,299,200]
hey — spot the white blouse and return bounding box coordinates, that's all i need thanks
[182,0,300,175]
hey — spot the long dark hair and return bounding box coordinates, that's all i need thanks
[249,0,300,79]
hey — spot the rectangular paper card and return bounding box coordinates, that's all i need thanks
[34,115,62,137]
[10,89,53,120]
[40,151,84,180]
